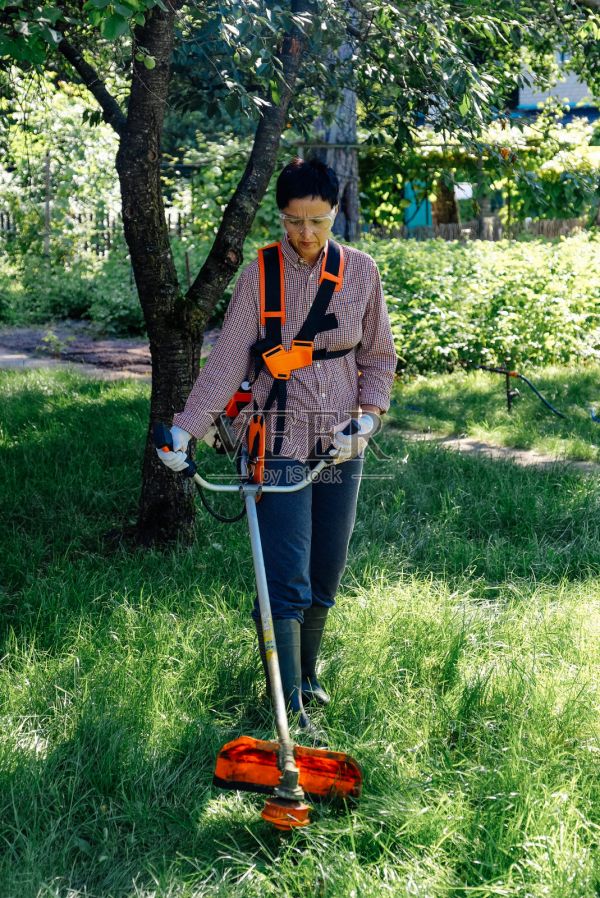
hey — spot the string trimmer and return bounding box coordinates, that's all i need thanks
[153,423,362,831]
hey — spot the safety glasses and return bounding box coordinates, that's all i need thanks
[279,209,337,230]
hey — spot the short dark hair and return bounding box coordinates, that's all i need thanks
[276,157,339,209]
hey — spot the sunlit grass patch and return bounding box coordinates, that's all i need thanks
[390,362,600,463]
[0,369,599,897]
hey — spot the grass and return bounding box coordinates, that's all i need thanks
[1,368,599,898]
[389,362,600,463]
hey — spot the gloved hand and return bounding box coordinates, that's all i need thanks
[155,425,192,473]
[330,413,379,464]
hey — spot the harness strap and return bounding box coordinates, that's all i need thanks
[254,239,351,456]
[295,242,344,343]
[258,242,285,329]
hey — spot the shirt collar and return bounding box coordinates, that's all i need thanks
[281,232,328,270]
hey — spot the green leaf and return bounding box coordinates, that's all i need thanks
[40,25,62,46]
[224,93,238,116]
[459,94,471,115]
[101,13,129,39]
[39,6,64,24]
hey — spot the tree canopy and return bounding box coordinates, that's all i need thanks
[1,0,599,541]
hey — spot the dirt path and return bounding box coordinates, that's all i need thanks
[395,428,600,475]
[0,321,219,382]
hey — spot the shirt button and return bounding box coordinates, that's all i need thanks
[321,392,326,398]
[316,362,321,368]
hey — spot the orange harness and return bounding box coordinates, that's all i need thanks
[223,240,348,484]
[256,240,345,381]
[246,239,348,478]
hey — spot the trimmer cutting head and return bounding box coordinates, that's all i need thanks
[214,735,362,805]
[261,797,311,830]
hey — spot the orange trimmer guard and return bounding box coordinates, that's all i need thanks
[213,735,362,803]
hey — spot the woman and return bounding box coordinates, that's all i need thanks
[157,157,397,732]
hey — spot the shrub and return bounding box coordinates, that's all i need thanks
[363,231,600,372]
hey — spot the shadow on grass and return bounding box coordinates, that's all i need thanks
[0,707,291,898]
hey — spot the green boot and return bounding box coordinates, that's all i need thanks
[301,606,331,705]
[255,618,315,733]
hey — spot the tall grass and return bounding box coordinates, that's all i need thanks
[0,370,599,897]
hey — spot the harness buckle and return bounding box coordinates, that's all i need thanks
[262,340,314,381]
[319,270,343,291]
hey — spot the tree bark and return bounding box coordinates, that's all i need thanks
[115,3,198,545]
[312,88,360,241]
[432,178,460,226]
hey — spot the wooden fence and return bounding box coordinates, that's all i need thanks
[0,209,590,250]
[372,216,589,241]
[0,209,193,254]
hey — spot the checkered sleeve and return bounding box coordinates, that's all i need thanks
[356,261,398,413]
[172,264,259,438]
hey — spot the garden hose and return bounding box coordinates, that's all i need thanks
[463,363,566,419]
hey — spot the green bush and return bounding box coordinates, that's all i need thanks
[0,233,265,335]
[3,230,600,368]
[364,230,600,372]
[0,248,144,334]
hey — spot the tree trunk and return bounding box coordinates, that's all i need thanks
[432,178,460,226]
[311,5,360,241]
[115,4,198,544]
[114,1,312,544]
[312,88,360,241]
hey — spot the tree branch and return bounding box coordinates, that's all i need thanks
[576,0,600,8]
[184,1,314,320]
[57,38,127,136]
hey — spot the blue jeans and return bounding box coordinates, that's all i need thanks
[252,455,364,622]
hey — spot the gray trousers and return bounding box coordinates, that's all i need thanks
[252,455,364,622]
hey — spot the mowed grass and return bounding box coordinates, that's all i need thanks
[390,362,600,463]
[0,368,599,898]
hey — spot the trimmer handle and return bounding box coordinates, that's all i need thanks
[341,419,361,436]
[327,417,361,462]
[152,423,197,478]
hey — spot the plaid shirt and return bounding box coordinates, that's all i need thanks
[173,233,397,461]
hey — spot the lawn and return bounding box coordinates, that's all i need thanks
[0,369,599,898]
[390,362,600,463]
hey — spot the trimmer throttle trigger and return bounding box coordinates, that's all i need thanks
[152,423,197,478]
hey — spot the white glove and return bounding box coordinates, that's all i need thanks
[155,425,192,473]
[330,413,379,464]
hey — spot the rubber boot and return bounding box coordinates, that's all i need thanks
[271,618,313,732]
[301,606,331,705]
[255,618,319,734]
